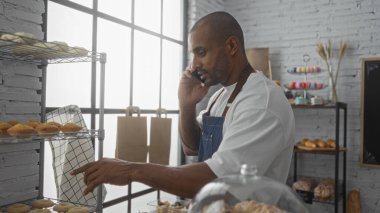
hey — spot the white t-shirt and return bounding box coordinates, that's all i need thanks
[197,71,296,183]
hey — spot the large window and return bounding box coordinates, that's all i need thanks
[44,1,185,212]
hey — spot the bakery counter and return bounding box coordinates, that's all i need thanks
[0,130,100,144]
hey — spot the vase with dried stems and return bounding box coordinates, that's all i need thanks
[316,40,348,104]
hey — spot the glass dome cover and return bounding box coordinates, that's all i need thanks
[189,164,309,213]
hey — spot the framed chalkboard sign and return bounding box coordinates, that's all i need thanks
[361,58,380,167]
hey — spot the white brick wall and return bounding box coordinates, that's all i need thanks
[190,0,380,212]
[0,0,45,206]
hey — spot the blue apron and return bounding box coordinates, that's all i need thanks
[198,67,253,162]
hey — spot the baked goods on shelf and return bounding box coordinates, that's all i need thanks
[292,177,314,192]
[31,199,55,209]
[52,202,76,212]
[28,209,51,213]
[24,120,42,129]
[7,124,37,136]
[314,178,335,201]
[296,138,337,150]
[0,121,12,135]
[46,121,62,129]
[6,203,31,213]
[35,123,60,135]
[60,123,82,133]
[1,32,36,44]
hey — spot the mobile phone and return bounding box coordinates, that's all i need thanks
[191,68,206,83]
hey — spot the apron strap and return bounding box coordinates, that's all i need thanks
[205,64,254,117]
[222,65,253,116]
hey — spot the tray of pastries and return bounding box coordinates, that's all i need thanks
[0,120,94,143]
[292,177,336,203]
[1,198,95,213]
[295,138,337,151]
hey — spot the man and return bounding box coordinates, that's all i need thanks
[71,11,295,199]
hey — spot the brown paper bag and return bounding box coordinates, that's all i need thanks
[115,107,148,163]
[149,109,171,165]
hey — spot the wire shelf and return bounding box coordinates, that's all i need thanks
[0,197,98,212]
[0,31,101,64]
[0,130,100,144]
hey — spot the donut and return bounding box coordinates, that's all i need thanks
[28,209,51,213]
[35,123,60,135]
[31,199,55,209]
[53,202,76,212]
[60,123,82,133]
[7,124,37,136]
[6,203,30,213]
[67,207,90,213]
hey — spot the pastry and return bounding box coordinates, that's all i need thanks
[326,139,336,148]
[51,41,69,51]
[7,124,37,136]
[35,123,60,135]
[67,207,90,213]
[47,121,62,129]
[70,46,88,57]
[8,120,20,126]
[292,177,314,191]
[314,179,335,200]
[6,203,30,213]
[315,139,327,148]
[251,202,286,213]
[31,199,55,209]
[60,123,82,133]
[304,140,316,148]
[24,120,42,128]
[53,202,76,212]
[233,200,258,212]
[28,209,51,213]
[0,121,13,135]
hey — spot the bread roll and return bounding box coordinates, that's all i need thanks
[314,178,335,200]
[292,177,314,191]
[47,121,62,129]
[326,139,336,148]
[347,190,362,213]
[0,122,12,135]
[7,124,37,136]
[60,123,82,133]
[24,120,41,128]
[35,123,60,135]
[315,139,327,148]
[8,120,20,126]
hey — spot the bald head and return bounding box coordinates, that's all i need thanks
[190,11,245,49]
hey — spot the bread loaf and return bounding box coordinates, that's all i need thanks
[347,190,362,213]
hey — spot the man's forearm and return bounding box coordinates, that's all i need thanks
[131,162,216,198]
[179,105,201,154]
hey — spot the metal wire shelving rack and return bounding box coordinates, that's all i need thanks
[0,31,106,212]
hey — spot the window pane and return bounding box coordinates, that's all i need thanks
[97,18,131,108]
[163,0,183,41]
[161,40,182,109]
[98,0,132,22]
[67,0,92,8]
[46,2,92,107]
[133,30,160,109]
[134,0,161,33]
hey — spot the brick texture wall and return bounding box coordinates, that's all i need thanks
[0,0,45,206]
[189,0,380,212]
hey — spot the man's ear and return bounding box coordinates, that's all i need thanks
[225,36,239,56]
